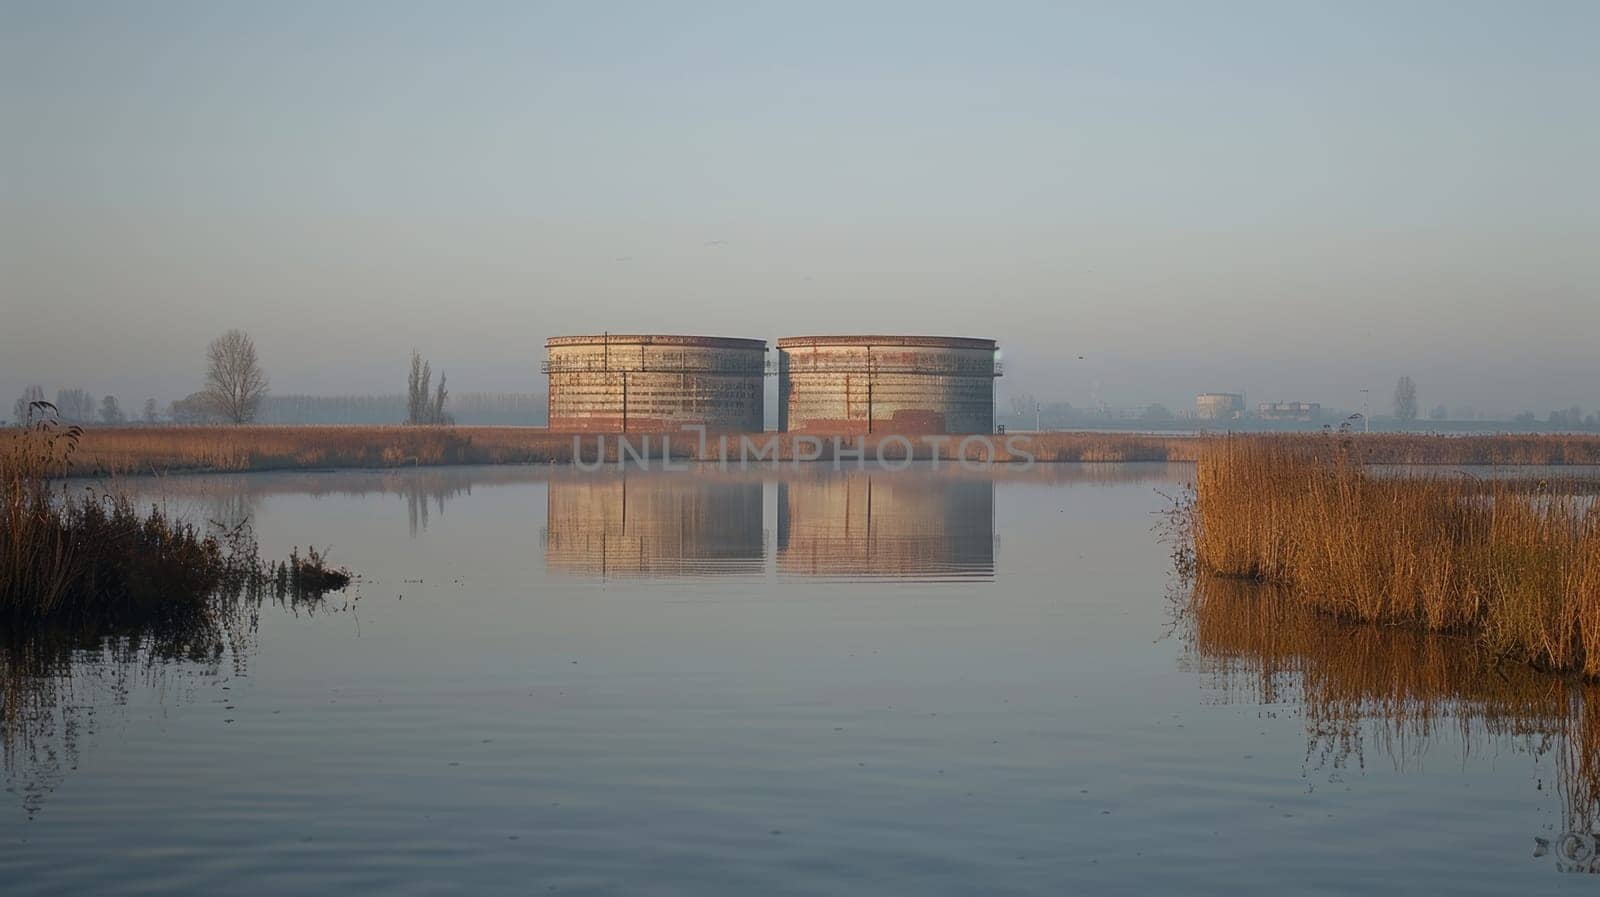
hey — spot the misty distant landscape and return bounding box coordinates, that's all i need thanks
[8,357,1596,433]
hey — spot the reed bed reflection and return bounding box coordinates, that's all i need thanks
[0,576,349,818]
[1183,575,1600,833]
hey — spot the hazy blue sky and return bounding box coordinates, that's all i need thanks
[4,1,1596,416]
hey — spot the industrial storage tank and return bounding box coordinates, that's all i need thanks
[545,334,766,432]
[777,335,1000,434]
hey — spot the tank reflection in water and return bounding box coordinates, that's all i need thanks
[1182,574,1600,873]
[539,469,998,580]
[777,471,995,580]
[543,472,766,578]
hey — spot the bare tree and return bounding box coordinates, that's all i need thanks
[1393,376,1418,423]
[407,350,452,424]
[431,372,450,425]
[56,388,95,422]
[143,398,159,424]
[98,395,124,424]
[12,384,45,425]
[204,329,269,423]
[407,350,432,425]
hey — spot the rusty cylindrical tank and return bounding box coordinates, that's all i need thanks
[777,335,1000,434]
[545,334,766,432]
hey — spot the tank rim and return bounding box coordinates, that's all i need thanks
[546,334,767,350]
[775,335,996,350]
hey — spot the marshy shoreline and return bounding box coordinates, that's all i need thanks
[2,418,352,630]
[1188,436,1600,679]
[43,426,1600,476]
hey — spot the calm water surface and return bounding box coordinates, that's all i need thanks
[3,463,1597,895]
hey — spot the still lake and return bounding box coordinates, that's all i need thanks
[3,463,1596,895]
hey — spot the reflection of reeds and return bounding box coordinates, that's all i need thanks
[1185,575,1600,828]
[1,551,349,816]
[1194,436,1600,676]
[0,575,248,815]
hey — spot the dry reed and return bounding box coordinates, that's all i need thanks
[1,415,350,625]
[1193,435,1600,677]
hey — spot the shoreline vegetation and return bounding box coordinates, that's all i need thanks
[24,426,1600,476]
[1190,435,1600,679]
[2,413,351,629]
[9,418,1600,681]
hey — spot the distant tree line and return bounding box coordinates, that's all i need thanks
[257,394,407,424]
[444,392,548,426]
[255,392,546,425]
[8,386,138,426]
[1529,407,1598,428]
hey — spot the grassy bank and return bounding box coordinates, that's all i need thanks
[2,418,349,626]
[46,426,1600,475]
[56,426,1191,474]
[1192,436,1600,677]
[63,425,575,475]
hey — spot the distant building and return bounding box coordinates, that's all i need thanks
[1196,393,1246,420]
[1258,401,1322,422]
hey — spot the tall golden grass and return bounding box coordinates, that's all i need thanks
[61,425,577,475]
[1193,435,1600,677]
[52,426,1600,476]
[1,422,80,613]
[1,418,349,624]
[1,417,247,624]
